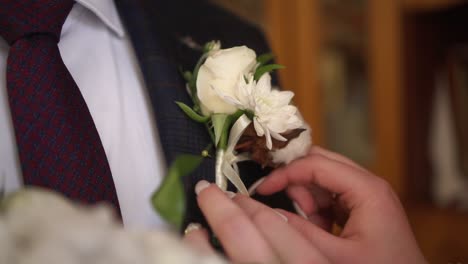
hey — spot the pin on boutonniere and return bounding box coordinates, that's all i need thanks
[152,41,312,228]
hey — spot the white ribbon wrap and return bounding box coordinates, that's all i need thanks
[215,114,252,195]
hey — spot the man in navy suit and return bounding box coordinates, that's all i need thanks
[0,0,291,230]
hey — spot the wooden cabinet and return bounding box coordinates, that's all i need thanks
[264,0,405,195]
[211,0,468,261]
[263,0,468,262]
[403,0,466,10]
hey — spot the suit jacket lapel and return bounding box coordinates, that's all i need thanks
[115,0,216,227]
[114,0,206,163]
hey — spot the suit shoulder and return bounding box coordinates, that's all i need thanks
[194,1,270,53]
[153,0,271,54]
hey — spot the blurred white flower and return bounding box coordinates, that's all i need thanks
[0,188,226,264]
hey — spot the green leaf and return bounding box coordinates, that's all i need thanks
[257,53,274,66]
[176,101,210,123]
[212,114,228,147]
[244,109,255,120]
[151,155,203,229]
[254,64,285,81]
[218,110,244,150]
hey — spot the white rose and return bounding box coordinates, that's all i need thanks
[196,46,257,115]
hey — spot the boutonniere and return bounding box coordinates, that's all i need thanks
[152,41,312,228]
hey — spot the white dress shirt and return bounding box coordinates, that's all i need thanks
[0,0,168,229]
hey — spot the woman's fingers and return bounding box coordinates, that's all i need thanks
[182,223,216,255]
[196,181,277,263]
[287,184,333,213]
[257,153,381,210]
[286,185,317,215]
[233,195,330,264]
[196,180,329,264]
[275,209,347,262]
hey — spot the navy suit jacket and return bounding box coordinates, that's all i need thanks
[115,0,293,231]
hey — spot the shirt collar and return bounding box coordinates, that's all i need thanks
[76,0,125,37]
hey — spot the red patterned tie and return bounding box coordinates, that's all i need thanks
[0,0,120,213]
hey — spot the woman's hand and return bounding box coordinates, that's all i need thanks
[255,146,427,263]
[184,147,427,264]
[184,180,330,263]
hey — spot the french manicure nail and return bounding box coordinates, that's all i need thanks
[293,201,309,220]
[248,177,266,196]
[184,222,202,235]
[195,180,210,195]
[274,209,288,222]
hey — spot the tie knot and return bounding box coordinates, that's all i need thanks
[0,0,74,45]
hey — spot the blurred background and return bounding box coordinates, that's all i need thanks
[212,0,468,262]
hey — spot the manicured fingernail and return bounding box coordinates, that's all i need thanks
[225,191,236,199]
[248,177,266,195]
[184,222,202,235]
[293,201,309,220]
[195,180,210,195]
[274,210,288,222]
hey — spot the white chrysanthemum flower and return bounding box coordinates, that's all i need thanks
[218,73,303,149]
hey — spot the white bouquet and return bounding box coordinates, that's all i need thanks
[0,188,226,264]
